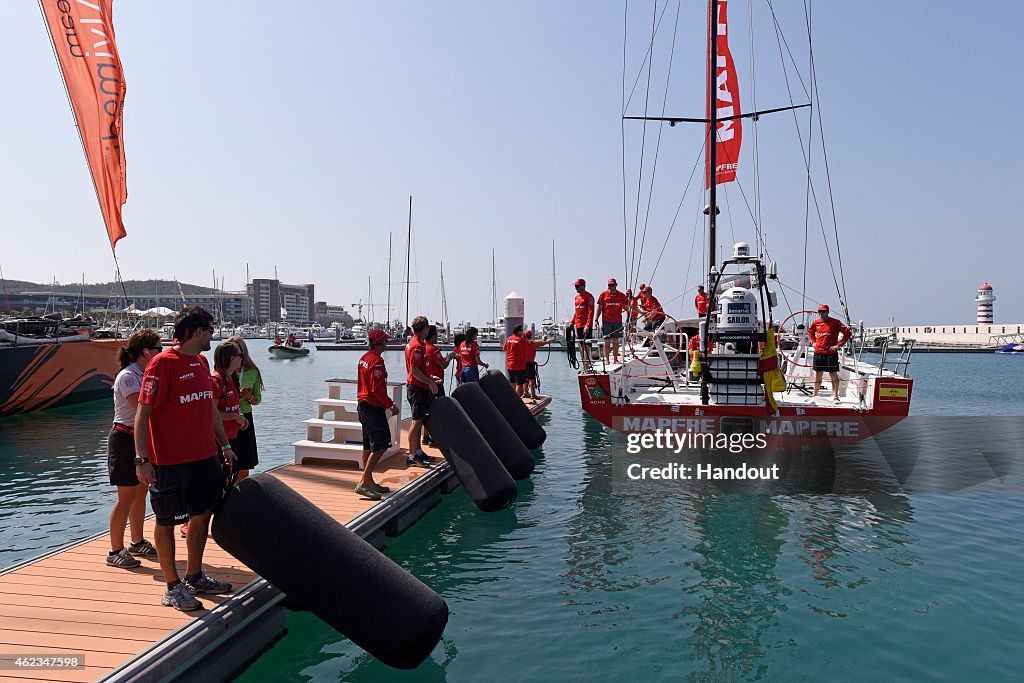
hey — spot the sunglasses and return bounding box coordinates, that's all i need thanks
[148,345,163,351]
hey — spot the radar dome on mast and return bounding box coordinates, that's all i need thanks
[732,242,752,259]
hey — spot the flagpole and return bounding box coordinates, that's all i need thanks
[35,0,131,308]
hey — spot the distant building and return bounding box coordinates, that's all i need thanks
[250,279,315,324]
[315,301,350,320]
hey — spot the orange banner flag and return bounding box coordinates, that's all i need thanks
[40,0,127,249]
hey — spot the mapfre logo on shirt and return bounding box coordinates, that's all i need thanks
[179,390,214,404]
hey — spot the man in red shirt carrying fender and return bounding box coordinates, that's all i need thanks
[355,328,400,501]
[807,304,851,402]
[134,306,235,612]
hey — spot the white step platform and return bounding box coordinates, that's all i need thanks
[293,378,405,468]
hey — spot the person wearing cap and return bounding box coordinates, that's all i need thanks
[694,285,710,316]
[404,316,435,468]
[807,304,851,402]
[503,324,532,397]
[522,329,554,400]
[640,286,666,331]
[572,278,595,364]
[595,278,630,364]
[355,328,400,500]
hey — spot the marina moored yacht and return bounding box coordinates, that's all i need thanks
[578,0,913,448]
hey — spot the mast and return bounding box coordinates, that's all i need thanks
[440,260,449,335]
[405,196,412,328]
[551,240,557,323]
[367,276,373,325]
[491,250,497,327]
[387,231,393,331]
[707,0,719,287]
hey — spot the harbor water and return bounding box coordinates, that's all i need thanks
[1,349,1022,680]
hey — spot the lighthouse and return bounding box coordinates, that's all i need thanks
[975,283,995,324]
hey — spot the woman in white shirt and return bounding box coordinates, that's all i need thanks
[106,329,164,569]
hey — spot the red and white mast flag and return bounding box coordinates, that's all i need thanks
[705,0,741,188]
[40,0,128,249]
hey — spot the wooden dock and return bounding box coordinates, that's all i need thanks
[0,396,551,682]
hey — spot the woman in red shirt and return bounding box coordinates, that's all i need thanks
[212,342,248,452]
[456,326,489,383]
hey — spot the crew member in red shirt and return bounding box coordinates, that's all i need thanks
[211,341,248,472]
[405,316,436,467]
[503,324,532,397]
[356,328,400,500]
[694,285,710,316]
[595,278,630,364]
[572,278,595,363]
[522,329,554,400]
[640,286,666,331]
[807,304,851,401]
[456,326,489,383]
[421,324,458,448]
[134,306,235,612]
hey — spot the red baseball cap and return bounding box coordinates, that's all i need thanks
[817,304,830,312]
[524,329,534,338]
[638,283,648,292]
[368,329,391,345]
[607,278,617,286]
[574,278,586,286]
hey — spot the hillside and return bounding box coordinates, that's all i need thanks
[1,279,219,296]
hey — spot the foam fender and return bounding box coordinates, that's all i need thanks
[451,382,535,479]
[478,369,547,449]
[212,473,447,669]
[424,397,518,511]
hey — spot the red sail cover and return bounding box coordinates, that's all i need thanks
[705,0,741,188]
[41,0,127,249]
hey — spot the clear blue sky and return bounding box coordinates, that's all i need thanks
[3,1,1019,326]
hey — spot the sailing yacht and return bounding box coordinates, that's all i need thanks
[578,0,913,448]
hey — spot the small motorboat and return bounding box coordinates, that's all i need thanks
[269,344,310,359]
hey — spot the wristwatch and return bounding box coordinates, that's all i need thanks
[134,456,149,466]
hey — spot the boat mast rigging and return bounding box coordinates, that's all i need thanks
[405,196,412,329]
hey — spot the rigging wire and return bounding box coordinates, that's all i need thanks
[622,0,675,112]
[805,0,852,323]
[646,136,707,285]
[621,0,630,298]
[627,1,659,291]
[748,0,765,256]
[634,0,682,285]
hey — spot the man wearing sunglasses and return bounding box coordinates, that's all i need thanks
[134,305,236,611]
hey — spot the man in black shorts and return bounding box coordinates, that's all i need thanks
[355,329,401,500]
[807,304,851,401]
[135,306,236,612]
[404,316,436,467]
[572,278,595,364]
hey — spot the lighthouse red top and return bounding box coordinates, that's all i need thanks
[979,283,992,291]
